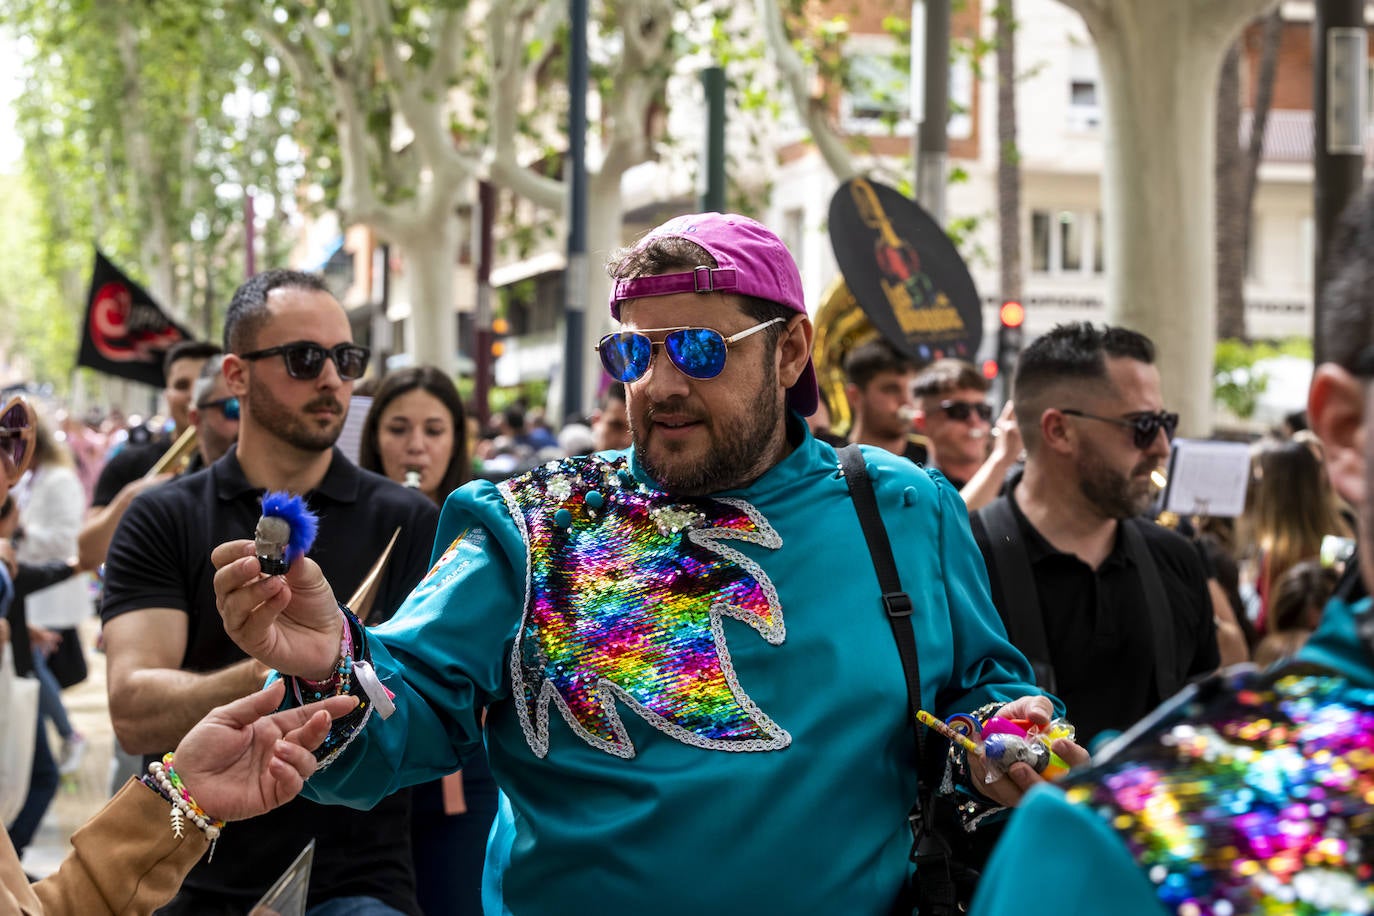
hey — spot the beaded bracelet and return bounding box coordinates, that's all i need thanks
[145,753,225,860]
[299,610,354,698]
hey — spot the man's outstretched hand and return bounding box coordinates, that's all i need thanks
[173,680,358,823]
[212,539,345,681]
[965,695,1090,808]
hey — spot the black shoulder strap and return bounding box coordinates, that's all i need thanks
[836,446,924,759]
[1119,519,1180,700]
[975,497,1057,693]
[839,446,968,914]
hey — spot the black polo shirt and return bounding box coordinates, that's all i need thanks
[972,486,1219,746]
[101,445,439,912]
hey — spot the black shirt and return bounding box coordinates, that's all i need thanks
[972,487,1220,746]
[101,445,439,912]
[90,435,170,507]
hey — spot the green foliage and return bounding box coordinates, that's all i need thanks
[0,173,78,391]
[1213,337,1313,418]
[3,0,302,363]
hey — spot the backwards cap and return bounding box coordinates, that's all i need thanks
[608,212,818,416]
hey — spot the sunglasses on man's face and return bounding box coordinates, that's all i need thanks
[0,396,35,484]
[1060,408,1180,450]
[595,318,785,384]
[937,400,994,423]
[238,341,371,381]
[198,397,240,420]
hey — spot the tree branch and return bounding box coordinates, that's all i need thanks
[600,0,673,179]
[427,6,469,99]
[253,7,394,233]
[487,0,566,211]
[757,0,858,181]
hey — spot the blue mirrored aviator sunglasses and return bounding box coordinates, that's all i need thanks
[595,318,785,383]
[198,396,240,420]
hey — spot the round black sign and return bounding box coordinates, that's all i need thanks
[827,177,982,362]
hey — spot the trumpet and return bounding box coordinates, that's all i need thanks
[145,426,199,478]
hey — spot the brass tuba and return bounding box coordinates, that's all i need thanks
[811,276,932,458]
[144,426,198,478]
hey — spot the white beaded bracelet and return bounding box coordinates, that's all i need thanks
[147,759,223,859]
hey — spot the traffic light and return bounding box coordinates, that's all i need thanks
[491,316,510,358]
[997,300,1025,381]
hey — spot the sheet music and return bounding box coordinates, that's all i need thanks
[337,396,373,465]
[1162,439,1252,518]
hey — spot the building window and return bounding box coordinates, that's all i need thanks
[839,39,974,139]
[1067,45,1102,131]
[841,50,913,135]
[1059,213,1083,272]
[1094,212,1105,274]
[1031,211,1051,273]
[1030,208,1103,277]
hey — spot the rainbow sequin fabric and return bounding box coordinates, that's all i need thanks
[499,455,791,759]
[1068,667,1374,914]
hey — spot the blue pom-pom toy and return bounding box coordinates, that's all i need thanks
[255,491,319,575]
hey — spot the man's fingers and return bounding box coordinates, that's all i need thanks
[267,749,308,799]
[1052,737,1091,768]
[209,679,287,728]
[1007,762,1041,792]
[272,697,357,750]
[210,539,257,570]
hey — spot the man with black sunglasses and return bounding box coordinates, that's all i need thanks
[910,358,1027,511]
[185,355,240,473]
[969,322,1220,749]
[101,269,437,915]
[966,188,1374,916]
[209,213,1086,915]
[77,340,221,572]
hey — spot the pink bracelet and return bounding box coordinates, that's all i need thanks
[300,610,353,695]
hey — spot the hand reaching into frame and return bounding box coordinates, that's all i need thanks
[171,680,357,823]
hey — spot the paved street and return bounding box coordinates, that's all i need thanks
[19,617,121,879]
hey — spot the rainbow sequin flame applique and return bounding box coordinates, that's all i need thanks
[499,455,791,760]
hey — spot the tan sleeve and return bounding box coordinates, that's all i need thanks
[28,778,209,916]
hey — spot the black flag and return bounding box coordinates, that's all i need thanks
[76,249,196,388]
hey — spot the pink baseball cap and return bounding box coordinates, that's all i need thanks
[609,212,818,416]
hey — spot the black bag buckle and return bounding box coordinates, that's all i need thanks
[883,591,913,618]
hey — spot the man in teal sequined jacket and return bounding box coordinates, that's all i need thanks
[210,213,1087,915]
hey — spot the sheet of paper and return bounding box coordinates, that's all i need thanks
[337,395,373,465]
[1162,438,1252,517]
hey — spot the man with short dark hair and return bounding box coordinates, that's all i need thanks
[970,322,1219,748]
[911,359,1022,507]
[590,382,631,452]
[842,337,926,462]
[186,355,239,472]
[101,269,437,915]
[967,189,1374,916]
[211,214,1086,914]
[77,339,221,570]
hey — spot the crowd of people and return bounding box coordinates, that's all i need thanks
[0,200,1371,915]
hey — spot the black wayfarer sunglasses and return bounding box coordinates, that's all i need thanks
[238,341,371,381]
[1060,408,1180,450]
[938,400,994,423]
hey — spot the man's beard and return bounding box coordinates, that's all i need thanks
[247,372,346,453]
[1076,440,1157,520]
[633,360,784,498]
